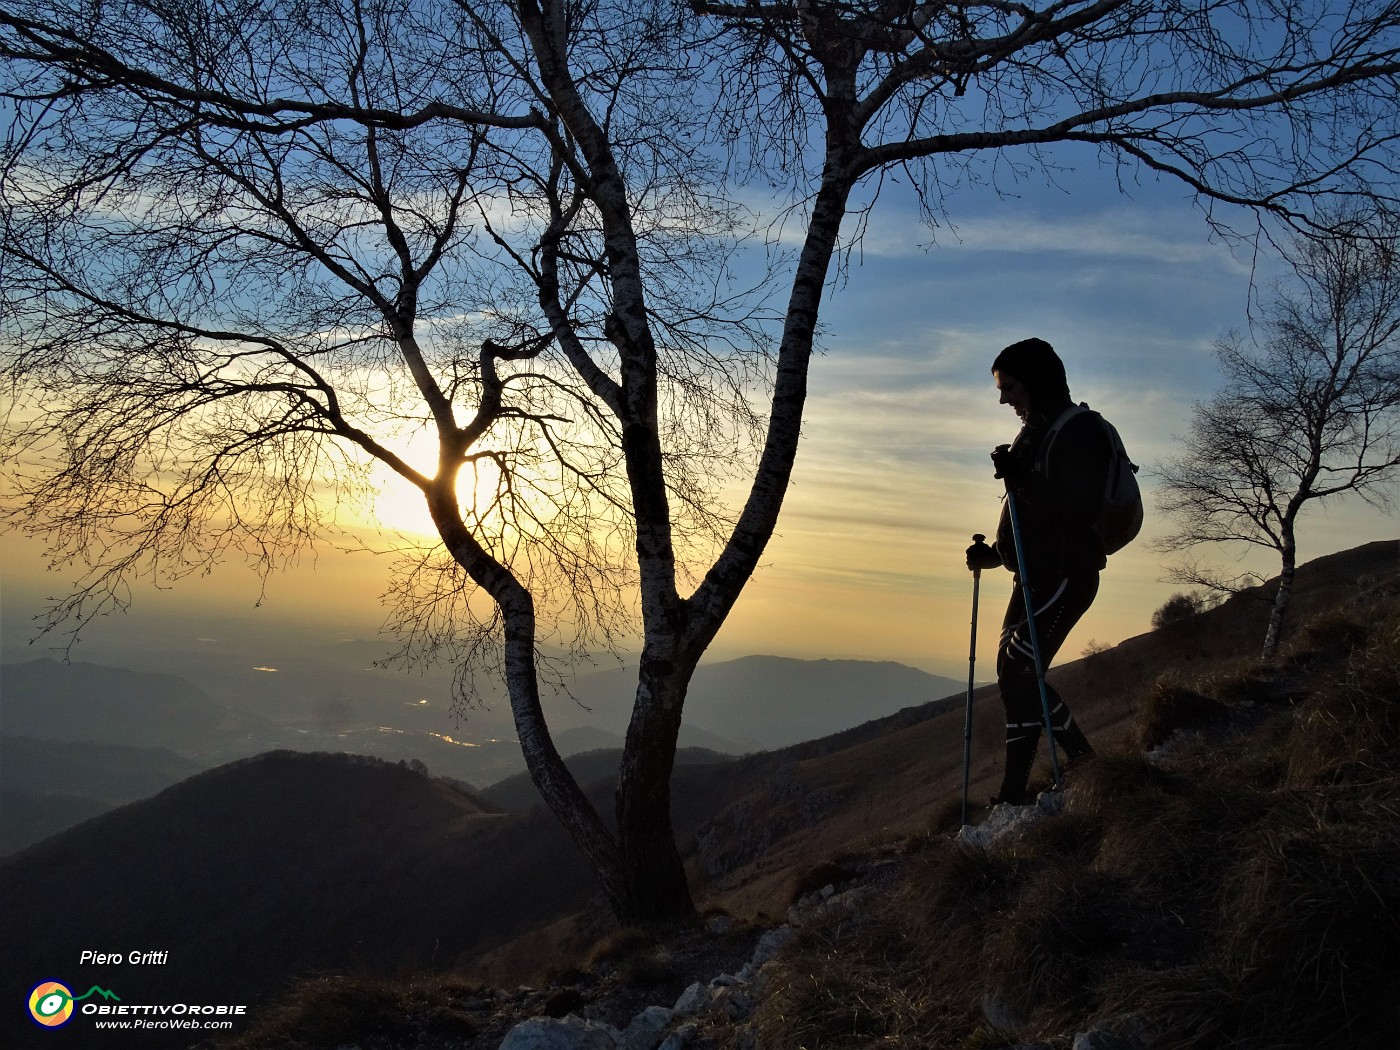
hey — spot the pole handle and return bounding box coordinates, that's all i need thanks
[969,533,988,578]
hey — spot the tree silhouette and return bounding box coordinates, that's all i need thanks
[1157,215,1400,657]
[4,0,1400,921]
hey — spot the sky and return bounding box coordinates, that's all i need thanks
[1,155,1395,682]
[700,174,1395,675]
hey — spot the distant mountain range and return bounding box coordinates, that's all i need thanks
[0,659,250,751]
[480,745,737,813]
[0,653,958,853]
[0,736,204,855]
[557,656,962,750]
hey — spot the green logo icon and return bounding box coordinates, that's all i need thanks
[28,982,120,1028]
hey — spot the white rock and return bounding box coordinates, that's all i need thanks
[671,981,711,1020]
[498,1015,620,1050]
[705,914,736,935]
[656,1023,699,1050]
[957,790,1063,850]
[749,926,795,967]
[805,886,871,925]
[618,1005,672,1050]
[1073,1029,1138,1050]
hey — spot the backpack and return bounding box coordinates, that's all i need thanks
[1037,403,1144,555]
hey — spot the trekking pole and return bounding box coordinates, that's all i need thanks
[961,534,986,827]
[1003,489,1063,790]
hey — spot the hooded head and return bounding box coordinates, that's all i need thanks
[991,338,1071,421]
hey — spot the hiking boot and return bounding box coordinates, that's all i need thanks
[1054,720,1096,768]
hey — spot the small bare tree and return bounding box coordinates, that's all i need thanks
[5,0,1400,923]
[1157,216,1400,657]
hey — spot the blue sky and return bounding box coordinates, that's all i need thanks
[1,150,1393,679]
[700,162,1393,673]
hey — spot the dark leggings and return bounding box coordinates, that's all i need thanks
[993,571,1099,803]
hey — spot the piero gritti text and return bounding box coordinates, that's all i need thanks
[80,949,170,965]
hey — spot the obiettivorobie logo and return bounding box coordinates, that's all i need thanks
[25,979,247,1034]
[28,982,120,1028]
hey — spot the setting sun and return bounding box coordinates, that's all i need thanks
[361,462,438,540]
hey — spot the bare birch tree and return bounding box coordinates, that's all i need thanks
[4,0,1400,922]
[1156,215,1400,658]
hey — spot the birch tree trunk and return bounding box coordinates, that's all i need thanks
[1262,531,1299,660]
[603,162,858,920]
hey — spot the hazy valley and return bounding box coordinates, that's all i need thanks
[1,638,959,853]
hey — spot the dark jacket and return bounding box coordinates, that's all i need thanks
[994,404,1110,592]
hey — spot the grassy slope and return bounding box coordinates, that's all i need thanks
[682,541,1399,921]
[728,559,1400,1050]
[215,541,1399,1050]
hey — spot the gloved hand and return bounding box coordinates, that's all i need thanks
[990,443,1031,484]
[966,535,999,572]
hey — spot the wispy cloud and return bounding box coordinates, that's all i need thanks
[846,202,1254,269]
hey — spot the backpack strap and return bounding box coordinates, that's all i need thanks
[1033,403,1092,479]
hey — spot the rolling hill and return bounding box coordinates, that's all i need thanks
[0,660,249,752]
[0,750,601,1048]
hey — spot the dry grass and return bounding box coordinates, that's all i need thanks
[747,945,922,1048]
[1136,675,1232,750]
[1216,819,1400,1048]
[735,591,1400,1050]
[585,926,658,966]
[217,974,486,1049]
[1279,602,1376,664]
[1062,752,1193,814]
[1091,964,1246,1050]
[583,926,684,988]
[927,796,968,836]
[1284,600,1400,788]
